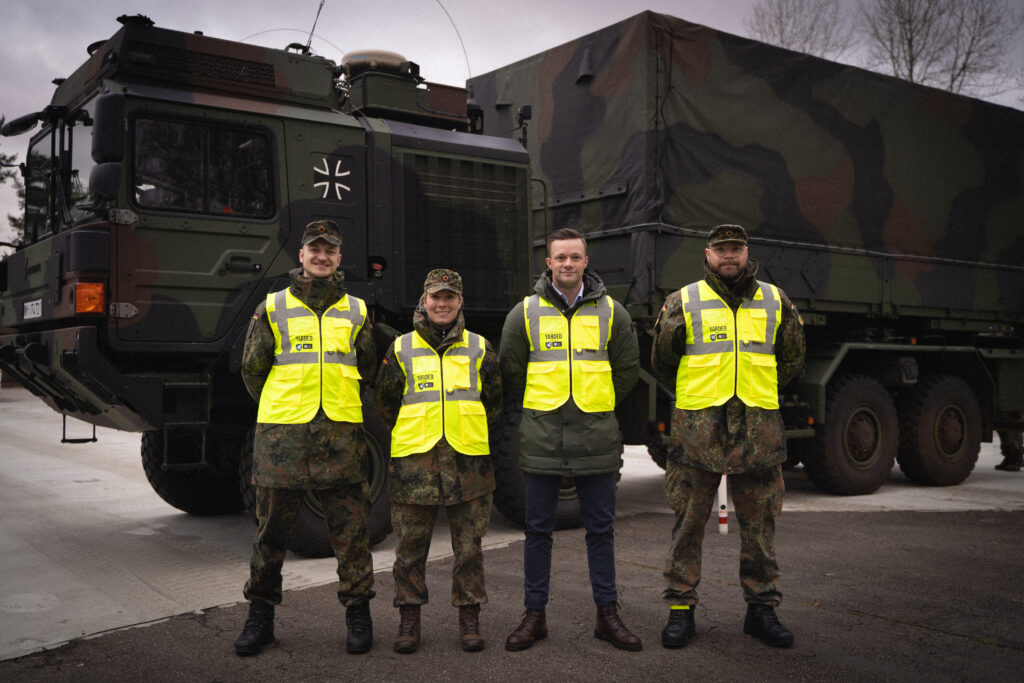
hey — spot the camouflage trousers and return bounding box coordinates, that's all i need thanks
[391,493,492,607]
[244,483,375,607]
[663,462,784,606]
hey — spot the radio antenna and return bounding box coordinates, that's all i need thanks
[305,0,326,54]
[435,0,472,80]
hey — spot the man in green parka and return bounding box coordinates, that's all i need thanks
[500,228,641,652]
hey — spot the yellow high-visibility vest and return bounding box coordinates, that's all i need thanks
[257,289,366,424]
[676,280,782,410]
[522,294,615,413]
[391,329,489,457]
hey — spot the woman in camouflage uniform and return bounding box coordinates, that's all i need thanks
[374,269,502,653]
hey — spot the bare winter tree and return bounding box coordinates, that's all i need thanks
[746,0,855,61]
[859,0,1023,97]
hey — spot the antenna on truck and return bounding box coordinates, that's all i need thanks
[305,0,326,55]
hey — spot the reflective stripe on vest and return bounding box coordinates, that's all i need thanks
[391,329,489,457]
[256,289,366,424]
[523,294,615,413]
[676,280,782,410]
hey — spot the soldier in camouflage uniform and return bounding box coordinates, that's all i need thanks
[234,220,377,656]
[374,269,502,653]
[652,225,805,649]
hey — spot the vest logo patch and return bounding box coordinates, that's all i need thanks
[543,333,563,350]
[417,381,435,390]
[296,343,314,350]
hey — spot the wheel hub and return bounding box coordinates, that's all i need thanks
[844,407,881,470]
[935,406,966,462]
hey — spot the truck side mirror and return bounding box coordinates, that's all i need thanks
[89,162,121,202]
[92,93,125,163]
[1,111,44,137]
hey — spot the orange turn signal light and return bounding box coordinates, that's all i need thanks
[75,282,106,314]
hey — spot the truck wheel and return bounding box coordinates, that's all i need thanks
[803,375,897,495]
[141,430,244,515]
[647,442,668,469]
[783,438,814,470]
[238,393,393,558]
[897,375,981,486]
[491,403,583,529]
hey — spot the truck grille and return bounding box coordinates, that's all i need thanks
[401,153,528,312]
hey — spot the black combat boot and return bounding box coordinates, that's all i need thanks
[234,601,275,656]
[661,607,696,648]
[743,603,794,648]
[345,602,373,654]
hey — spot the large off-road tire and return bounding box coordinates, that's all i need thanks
[897,375,981,486]
[803,375,898,495]
[782,438,814,470]
[491,403,583,529]
[647,441,668,470]
[238,391,393,558]
[141,430,244,515]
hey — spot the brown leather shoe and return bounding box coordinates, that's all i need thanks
[394,605,420,654]
[505,608,547,651]
[458,605,485,652]
[594,602,642,651]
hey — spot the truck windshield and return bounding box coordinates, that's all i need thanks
[23,100,98,243]
[133,118,273,218]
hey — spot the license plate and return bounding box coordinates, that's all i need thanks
[23,299,42,320]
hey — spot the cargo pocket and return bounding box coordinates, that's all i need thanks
[525,361,562,406]
[739,308,767,344]
[576,360,613,411]
[575,315,602,350]
[685,354,721,399]
[745,353,778,406]
[323,317,353,354]
[392,402,429,455]
[446,355,471,392]
[457,401,489,450]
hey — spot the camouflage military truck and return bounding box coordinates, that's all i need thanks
[467,11,1024,522]
[0,15,530,555]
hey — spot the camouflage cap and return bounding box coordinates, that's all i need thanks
[423,268,463,295]
[301,219,342,246]
[706,224,748,247]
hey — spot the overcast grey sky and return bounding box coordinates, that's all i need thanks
[1,0,1022,248]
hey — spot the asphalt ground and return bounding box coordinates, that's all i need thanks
[1,384,1023,681]
[2,512,1023,681]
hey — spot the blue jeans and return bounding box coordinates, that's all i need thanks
[522,471,618,609]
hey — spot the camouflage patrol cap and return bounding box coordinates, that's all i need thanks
[423,268,463,295]
[301,219,342,246]
[706,224,748,247]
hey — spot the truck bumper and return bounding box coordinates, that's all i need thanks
[0,326,161,431]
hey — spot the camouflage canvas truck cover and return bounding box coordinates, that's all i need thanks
[468,10,1024,514]
[0,15,531,554]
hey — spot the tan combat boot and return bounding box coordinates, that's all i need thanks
[394,604,421,654]
[458,604,485,652]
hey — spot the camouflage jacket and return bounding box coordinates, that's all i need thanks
[652,259,805,474]
[374,306,501,506]
[242,268,377,489]
[500,268,639,476]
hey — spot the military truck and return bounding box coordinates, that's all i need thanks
[468,11,1024,522]
[0,15,531,555]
